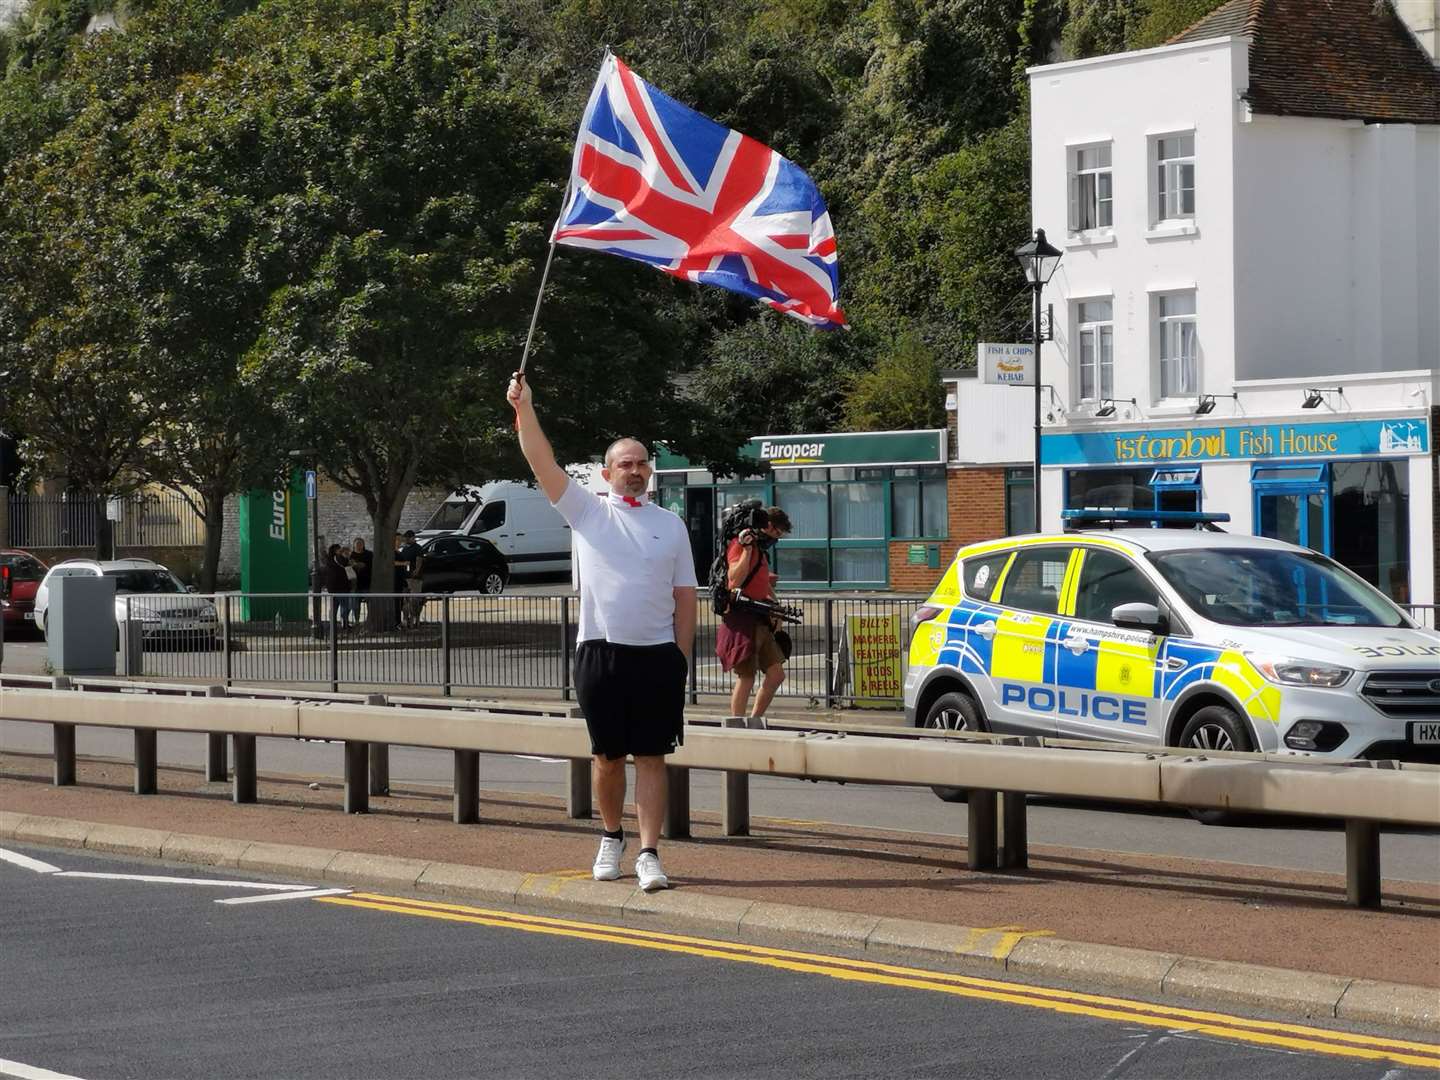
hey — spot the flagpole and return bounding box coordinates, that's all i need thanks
[515,179,573,381]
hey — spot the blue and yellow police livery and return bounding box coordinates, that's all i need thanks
[904,525,1440,767]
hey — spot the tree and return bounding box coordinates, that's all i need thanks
[841,333,945,431]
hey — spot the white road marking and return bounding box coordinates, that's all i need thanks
[54,871,314,890]
[0,1057,87,1080]
[0,848,62,874]
[215,887,351,905]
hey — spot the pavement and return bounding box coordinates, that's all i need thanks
[2,741,1438,1037]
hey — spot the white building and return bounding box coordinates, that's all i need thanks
[1011,0,1439,609]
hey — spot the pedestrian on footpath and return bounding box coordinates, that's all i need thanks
[507,372,697,892]
[350,537,374,626]
[717,506,792,724]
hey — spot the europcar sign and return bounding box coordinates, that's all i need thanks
[656,430,946,470]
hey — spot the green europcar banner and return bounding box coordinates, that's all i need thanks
[238,471,309,621]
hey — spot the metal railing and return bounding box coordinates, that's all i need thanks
[124,590,925,706]
[8,492,205,549]
[1404,604,1436,630]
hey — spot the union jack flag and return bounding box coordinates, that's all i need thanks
[553,53,846,330]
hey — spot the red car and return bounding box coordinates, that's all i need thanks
[1,549,49,632]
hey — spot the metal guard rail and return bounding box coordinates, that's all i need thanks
[1,676,1435,911]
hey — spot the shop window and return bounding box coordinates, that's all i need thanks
[1066,467,1154,511]
[892,466,947,539]
[831,482,885,538]
[1068,143,1113,233]
[775,482,827,539]
[1154,133,1195,222]
[1076,299,1114,402]
[1150,467,1202,522]
[1157,291,1198,399]
[775,545,828,583]
[1331,461,1409,603]
[1005,468,1034,535]
[832,547,887,583]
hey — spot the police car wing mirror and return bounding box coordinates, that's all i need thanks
[1112,602,1167,635]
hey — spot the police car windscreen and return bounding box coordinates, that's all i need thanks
[1147,549,1405,628]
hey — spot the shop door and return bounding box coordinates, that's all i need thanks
[685,488,716,577]
[1252,464,1330,554]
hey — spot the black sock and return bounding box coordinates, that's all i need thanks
[603,828,624,840]
[640,847,658,857]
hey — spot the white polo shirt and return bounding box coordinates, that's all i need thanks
[553,479,697,646]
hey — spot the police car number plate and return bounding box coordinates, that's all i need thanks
[1410,722,1440,746]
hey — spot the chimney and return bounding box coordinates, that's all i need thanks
[1393,0,1440,62]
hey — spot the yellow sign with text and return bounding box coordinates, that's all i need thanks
[847,613,904,708]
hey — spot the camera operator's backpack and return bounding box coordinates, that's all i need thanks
[709,499,766,615]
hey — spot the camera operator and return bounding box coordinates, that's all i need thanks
[715,505,792,724]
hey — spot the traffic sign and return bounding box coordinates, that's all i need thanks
[305,470,317,499]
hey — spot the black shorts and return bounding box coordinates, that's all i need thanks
[574,640,687,760]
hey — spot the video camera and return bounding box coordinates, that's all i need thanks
[720,498,769,543]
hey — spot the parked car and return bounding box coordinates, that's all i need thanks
[34,558,219,648]
[415,535,509,595]
[0,549,49,632]
[416,476,599,575]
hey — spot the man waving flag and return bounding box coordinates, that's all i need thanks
[553,53,847,330]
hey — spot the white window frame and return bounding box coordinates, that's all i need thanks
[1156,290,1198,400]
[1152,132,1195,224]
[1067,143,1113,234]
[1075,297,1115,403]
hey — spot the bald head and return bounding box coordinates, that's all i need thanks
[603,437,649,467]
[601,437,652,497]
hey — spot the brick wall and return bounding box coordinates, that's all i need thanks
[888,466,1009,592]
[32,545,208,581]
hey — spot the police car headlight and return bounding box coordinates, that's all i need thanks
[1248,654,1352,688]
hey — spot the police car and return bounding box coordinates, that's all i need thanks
[904,511,1440,780]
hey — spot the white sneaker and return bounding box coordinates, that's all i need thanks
[635,851,669,892]
[593,835,625,881]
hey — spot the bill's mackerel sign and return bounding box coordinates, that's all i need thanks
[1041,417,1429,466]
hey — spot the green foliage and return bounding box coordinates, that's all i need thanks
[840,333,945,431]
[1060,0,1143,58]
[1128,0,1226,49]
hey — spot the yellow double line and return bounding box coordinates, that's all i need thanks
[317,892,1440,1070]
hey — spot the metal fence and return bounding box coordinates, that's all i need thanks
[1406,604,1436,630]
[126,590,925,708]
[8,492,205,549]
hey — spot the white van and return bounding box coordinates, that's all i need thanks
[417,480,580,575]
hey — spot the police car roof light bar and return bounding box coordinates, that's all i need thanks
[1061,508,1232,531]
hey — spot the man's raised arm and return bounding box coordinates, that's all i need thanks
[507,373,569,503]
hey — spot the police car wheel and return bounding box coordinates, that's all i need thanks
[924,691,984,803]
[1178,705,1254,825]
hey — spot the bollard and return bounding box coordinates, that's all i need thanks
[966,790,999,871]
[663,765,690,839]
[232,734,257,804]
[204,686,227,782]
[453,749,480,825]
[365,694,389,796]
[1345,818,1382,909]
[134,729,157,795]
[998,791,1028,869]
[343,740,369,813]
[53,723,76,786]
[722,717,750,836]
[567,759,592,819]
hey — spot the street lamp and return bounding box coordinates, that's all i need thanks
[1014,228,1063,532]
[287,448,322,636]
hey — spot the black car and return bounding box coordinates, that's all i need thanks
[416,534,509,595]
